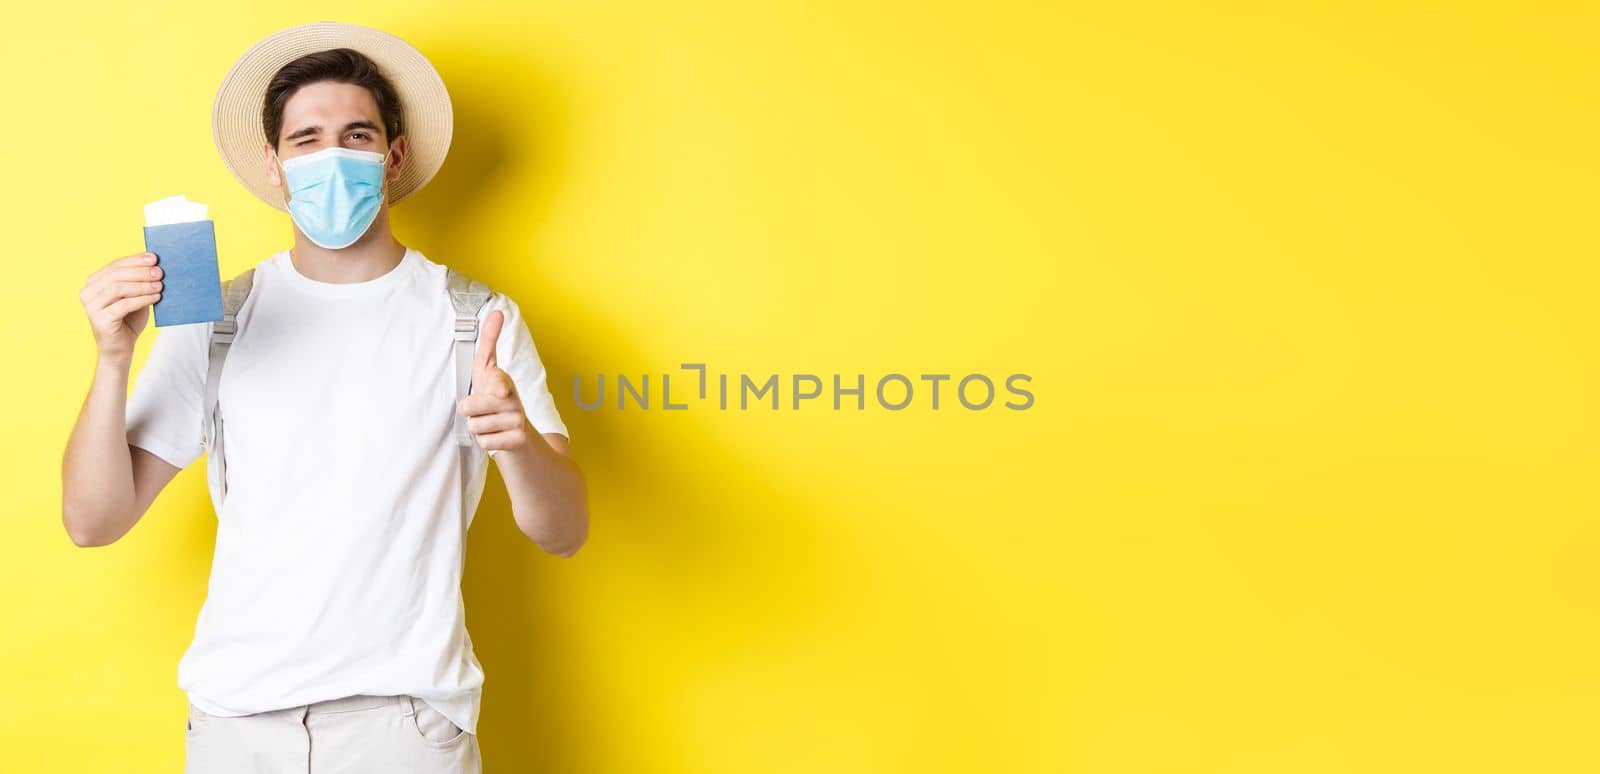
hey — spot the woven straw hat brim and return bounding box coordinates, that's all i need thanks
[212,21,452,212]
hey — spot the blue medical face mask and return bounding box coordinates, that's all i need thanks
[277,146,391,249]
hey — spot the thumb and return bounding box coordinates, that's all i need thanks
[474,309,505,378]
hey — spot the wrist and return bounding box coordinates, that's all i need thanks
[97,352,133,372]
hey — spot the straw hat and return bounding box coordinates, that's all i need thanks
[212,21,453,211]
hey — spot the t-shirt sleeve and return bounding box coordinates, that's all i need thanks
[124,321,210,469]
[479,292,568,457]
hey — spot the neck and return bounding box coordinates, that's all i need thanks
[289,208,406,283]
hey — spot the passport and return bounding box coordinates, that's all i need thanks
[143,220,223,327]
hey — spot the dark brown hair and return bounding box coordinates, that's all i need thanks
[262,48,404,150]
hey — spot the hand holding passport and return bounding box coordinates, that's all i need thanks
[142,195,223,327]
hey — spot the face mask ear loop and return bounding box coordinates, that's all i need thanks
[380,148,394,205]
[274,151,291,209]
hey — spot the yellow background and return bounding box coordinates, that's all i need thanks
[4,1,1597,771]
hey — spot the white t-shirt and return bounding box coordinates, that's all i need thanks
[124,246,567,735]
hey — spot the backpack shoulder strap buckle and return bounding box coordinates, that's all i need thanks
[445,266,494,448]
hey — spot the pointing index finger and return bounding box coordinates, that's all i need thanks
[476,309,505,371]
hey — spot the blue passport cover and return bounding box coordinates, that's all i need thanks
[143,220,223,327]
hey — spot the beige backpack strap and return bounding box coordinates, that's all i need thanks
[445,267,493,448]
[202,267,255,510]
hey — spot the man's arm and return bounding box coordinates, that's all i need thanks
[458,306,589,557]
[494,431,588,557]
[62,252,183,547]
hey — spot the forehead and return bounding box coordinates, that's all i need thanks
[280,81,382,132]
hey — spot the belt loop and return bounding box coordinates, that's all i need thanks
[401,695,417,718]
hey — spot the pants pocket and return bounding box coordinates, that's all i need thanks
[186,701,204,735]
[184,702,207,773]
[408,696,469,748]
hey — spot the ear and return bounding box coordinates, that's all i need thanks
[263,142,283,187]
[385,135,407,183]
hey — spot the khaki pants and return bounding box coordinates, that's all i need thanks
[185,693,481,773]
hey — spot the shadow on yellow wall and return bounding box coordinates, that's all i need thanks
[406,40,825,770]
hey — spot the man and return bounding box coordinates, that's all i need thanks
[59,21,588,773]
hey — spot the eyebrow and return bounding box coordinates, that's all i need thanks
[284,120,382,143]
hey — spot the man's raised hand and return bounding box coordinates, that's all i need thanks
[457,309,532,454]
[81,252,164,367]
